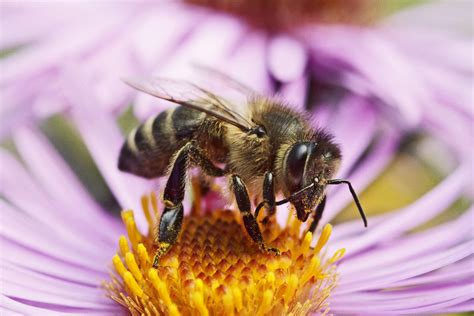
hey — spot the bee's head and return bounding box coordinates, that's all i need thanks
[283,138,341,222]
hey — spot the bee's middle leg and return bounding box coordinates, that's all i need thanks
[255,171,276,225]
[154,142,225,267]
[231,174,280,256]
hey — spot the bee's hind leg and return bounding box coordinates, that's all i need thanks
[255,172,276,225]
[153,142,225,267]
[231,174,280,256]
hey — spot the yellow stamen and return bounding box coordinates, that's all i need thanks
[123,271,143,298]
[125,252,143,283]
[140,195,154,235]
[137,243,149,267]
[315,223,332,253]
[148,268,175,309]
[150,192,159,217]
[118,235,129,257]
[284,274,298,305]
[191,291,209,316]
[329,248,346,264]
[256,289,273,316]
[105,193,343,315]
[121,210,142,250]
[232,286,243,311]
[223,290,235,316]
[112,254,127,278]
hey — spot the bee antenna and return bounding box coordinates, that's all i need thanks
[327,179,368,227]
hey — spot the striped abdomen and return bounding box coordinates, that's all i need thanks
[118,106,205,178]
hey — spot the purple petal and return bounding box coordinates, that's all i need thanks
[323,130,399,223]
[332,164,470,255]
[0,3,137,84]
[325,96,376,178]
[13,126,122,241]
[0,2,110,49]
[336,208,474,277]
[1,294,121,315]
[267,35,308,82]
[335,240,473,294]
[1,238,107,285]
[434,300,474,313]
[59,69,155,230]
[133,12,247,119]
[278,75,308,110]
[1,263,112,308]
[1,201,110,270]
[0,152,115,253]
[390,259,474,288]
[332,290,472,314]
[302,26,430,126]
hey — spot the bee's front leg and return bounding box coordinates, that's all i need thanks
[255,172,276,225]
[231,175,280,256]
[307,195,327,234]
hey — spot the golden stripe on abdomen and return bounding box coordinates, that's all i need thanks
[118,107,205,179]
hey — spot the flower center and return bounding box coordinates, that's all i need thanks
[104,193,345,315]
[185,0,381,31]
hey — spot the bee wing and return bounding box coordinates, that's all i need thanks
[191,64,258,97]
[124,77,254,132]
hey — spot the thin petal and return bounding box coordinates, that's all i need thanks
[323,131,399,223]
[336,208,474,276]
[267,35,308,82]
[335,240,473,293]
[13,125,121,242]
[1,238,107,285]
[1,201,110,270]
[1,294,120,315]
[133,12,246,119]
[0,152,115,252]
[332,164,470,255]
[1,263,112,307]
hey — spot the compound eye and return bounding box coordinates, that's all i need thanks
[286,143,310,189]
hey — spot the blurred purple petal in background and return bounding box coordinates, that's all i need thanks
[0,0,473,314]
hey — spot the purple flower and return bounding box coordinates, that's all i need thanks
[1,0,473,314]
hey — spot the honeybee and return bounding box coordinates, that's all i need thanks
[119,72,367,267]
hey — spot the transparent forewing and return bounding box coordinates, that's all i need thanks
[191,64,257,97]
[124,77,254,131]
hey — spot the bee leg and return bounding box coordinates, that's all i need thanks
[153,142,225,267]
[153,144,190,267]
[153,204,184,267]
[188,142,226,177]
[231,175,280,256]
[255,172,276,225]
[308,195,327,234]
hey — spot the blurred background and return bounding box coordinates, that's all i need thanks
[0,1,472,248]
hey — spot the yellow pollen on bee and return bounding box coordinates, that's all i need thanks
[105,192,343,315]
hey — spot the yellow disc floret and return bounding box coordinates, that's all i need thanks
[104,193,344,315]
